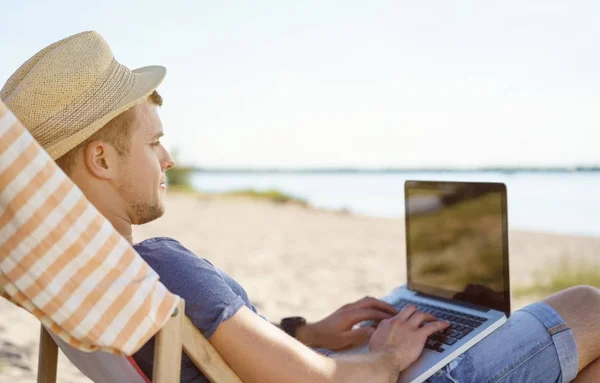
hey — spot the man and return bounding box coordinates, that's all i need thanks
[2,31,599,383]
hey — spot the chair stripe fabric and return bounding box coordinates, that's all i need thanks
[0,100,180,355]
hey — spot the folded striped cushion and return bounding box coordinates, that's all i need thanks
[0,100,180,355]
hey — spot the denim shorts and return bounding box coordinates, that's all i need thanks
[427,302,579,383]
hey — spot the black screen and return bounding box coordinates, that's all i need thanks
[405,181,510,315]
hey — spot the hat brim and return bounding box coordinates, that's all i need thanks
[46,65,166,160]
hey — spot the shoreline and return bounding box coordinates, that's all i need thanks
[185,189,600,238]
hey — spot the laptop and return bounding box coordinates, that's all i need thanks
[337,180,511,383]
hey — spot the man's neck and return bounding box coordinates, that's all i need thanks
[108,214,134,244]
[69,169,135,244]
[89,198,134,244]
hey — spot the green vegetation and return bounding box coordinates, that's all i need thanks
[165,148,195,192]
[224,189,308,206]
[165,167,195,193]
[166,165,193,188]
[163,149,309,206]
[514,258,600,298]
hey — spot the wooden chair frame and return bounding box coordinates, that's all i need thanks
[36,299,242,383]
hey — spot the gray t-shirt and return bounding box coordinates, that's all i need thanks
[132,237,261,382]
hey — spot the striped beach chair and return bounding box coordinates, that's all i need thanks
[0,100,242,382]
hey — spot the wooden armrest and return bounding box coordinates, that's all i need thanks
[182,316,243,383]
[153,300,185,382]
[153,299,242,382]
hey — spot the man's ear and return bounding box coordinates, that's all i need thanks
[83,141,119,180]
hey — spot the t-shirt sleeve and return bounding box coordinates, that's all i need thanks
[134,238,246,339]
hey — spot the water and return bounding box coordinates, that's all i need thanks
[190,172,600,237]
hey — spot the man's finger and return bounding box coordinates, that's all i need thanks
[342,326,376,348]
[420,320,450,337]
[345,308,395,326]
[396,304,417,321]
[408,312,438,328]
[349,297,398,315]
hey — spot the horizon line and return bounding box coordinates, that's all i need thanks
[183,166,600,173]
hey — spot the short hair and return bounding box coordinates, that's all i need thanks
[56,90,162,174]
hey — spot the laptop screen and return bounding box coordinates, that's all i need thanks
[405,181,510,315]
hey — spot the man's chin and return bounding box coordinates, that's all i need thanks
[132,203,166,225]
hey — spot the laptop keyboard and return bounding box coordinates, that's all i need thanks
[393,299,488,353]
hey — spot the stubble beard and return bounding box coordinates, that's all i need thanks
[131,200,165,225]
[118,184,165,225]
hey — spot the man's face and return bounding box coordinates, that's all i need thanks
[114,100,174,225]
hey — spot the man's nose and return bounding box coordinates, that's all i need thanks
[162,148,175,170]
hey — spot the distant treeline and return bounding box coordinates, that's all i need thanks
[187,166,600,174]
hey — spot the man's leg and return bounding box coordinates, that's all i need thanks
[573,357,600,382]
[428,286,595,382]
[428,301,578,382]
[544,285,600,372]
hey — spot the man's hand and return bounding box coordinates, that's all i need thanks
[296,296,398,350]
[369,305,450,373]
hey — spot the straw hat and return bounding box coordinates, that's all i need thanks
[0,31,166,159]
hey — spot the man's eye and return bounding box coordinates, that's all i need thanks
[151,141,160,146]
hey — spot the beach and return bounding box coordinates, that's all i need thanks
[1,192,599,382]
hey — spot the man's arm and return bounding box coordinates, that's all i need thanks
[214,306,397,383]
[211,305,448,383]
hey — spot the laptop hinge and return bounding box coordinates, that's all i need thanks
[415,292,490,313]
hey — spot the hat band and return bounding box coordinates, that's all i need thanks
[34,59,135,149]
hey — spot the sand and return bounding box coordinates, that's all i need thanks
[1,192,599,382]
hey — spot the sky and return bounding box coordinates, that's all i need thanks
[1,1,599,168]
